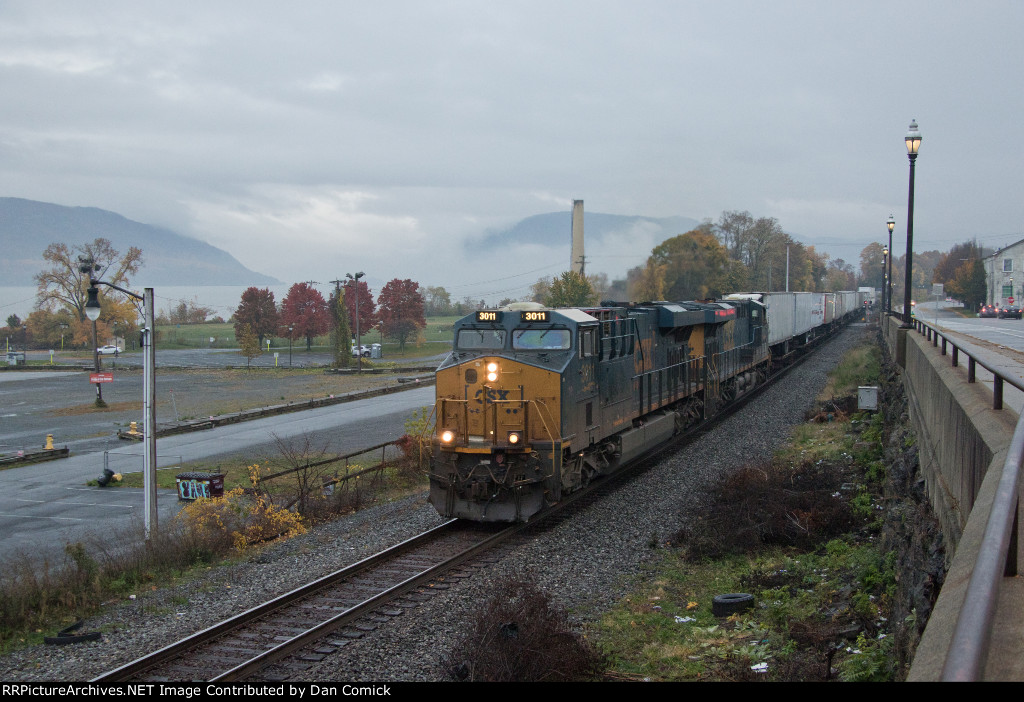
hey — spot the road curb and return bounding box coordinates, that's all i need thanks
[117,372,437,441]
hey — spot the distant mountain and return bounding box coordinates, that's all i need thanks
[0,198,279,286]
[474,210,701,253]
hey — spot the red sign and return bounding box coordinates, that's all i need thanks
[90,372,113,384]
[1010,297,1015,304]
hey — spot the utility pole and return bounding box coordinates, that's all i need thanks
[346,272,365,372]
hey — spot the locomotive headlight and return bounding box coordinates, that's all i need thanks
[440,430,455,444]
[507,431,521,445]
[486,362,499,382]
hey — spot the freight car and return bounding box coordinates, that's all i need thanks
[428,293,859,522]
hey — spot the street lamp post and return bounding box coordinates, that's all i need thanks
[288,325,293,367]
[86,280,158,540]
[886,215,895,315]
[902,119,922,326]
[346,272,365,373]
[882,246,889,317]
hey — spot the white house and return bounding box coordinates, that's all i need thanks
[983,239,1024,308]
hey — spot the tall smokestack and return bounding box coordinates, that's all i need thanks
[571,200,584,275]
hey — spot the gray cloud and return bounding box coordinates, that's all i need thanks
[1,0,1022,302]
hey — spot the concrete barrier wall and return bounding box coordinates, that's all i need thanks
[888,322,1016,552]
[883,319,1019,679]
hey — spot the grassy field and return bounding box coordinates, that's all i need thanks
[153,316,460,357]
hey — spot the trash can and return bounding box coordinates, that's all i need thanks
[175,472,225,501]
[6,351,25,366]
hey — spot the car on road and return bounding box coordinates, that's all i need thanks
[351,344,372,357]
[999,306,1022,319]
[96,345,122,355]
[979,304,998,318]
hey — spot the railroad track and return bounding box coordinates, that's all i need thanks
[92,520,516,682]
[92,327,849,682]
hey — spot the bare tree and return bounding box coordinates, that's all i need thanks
[35,238,143,320]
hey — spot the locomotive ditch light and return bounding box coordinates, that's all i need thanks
[507,431,521,445]
[440,430,455,444]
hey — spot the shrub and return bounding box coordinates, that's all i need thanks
[446,576,605,682]
[673,459,862,560]
[176,488,306,553]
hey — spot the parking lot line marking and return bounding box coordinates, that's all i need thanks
[14,498,136,509]
[0,512,84,522]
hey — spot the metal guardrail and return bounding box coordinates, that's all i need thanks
[910,316,1024,408]
[901,315,1023,680]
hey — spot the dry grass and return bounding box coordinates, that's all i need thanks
[48,401,140,416]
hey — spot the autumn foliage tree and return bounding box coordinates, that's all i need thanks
[234,287,279,346]
[544,271,598,307]
[345,279,377,335]
[377,279,426,351]
[34,238,143,321]
[280,283,330,350]
[647,228,742,301]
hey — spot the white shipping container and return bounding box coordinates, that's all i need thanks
[725,292,826,346]
[792,292,825,337]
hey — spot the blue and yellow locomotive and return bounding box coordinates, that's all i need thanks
[428,298,770,522]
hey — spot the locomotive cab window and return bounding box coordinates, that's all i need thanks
[512,328,571,351]
[457,329,507,350]
[579,327,597,358]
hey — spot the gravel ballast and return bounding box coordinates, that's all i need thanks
[0,325,870,682]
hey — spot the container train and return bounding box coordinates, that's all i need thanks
[427,291,866,522]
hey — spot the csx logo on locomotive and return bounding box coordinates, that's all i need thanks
[469,386,515,411]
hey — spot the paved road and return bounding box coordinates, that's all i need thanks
[906,301,1024,414]
[0,384,434,568]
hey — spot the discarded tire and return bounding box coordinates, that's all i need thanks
[44,620,101,645]
[712,593,754,617]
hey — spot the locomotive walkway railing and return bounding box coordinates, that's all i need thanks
[902,315,1024,680]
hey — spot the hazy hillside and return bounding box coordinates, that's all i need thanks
[474,211,701,253]
[0,198,279,286]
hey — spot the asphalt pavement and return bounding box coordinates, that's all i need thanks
[917,300,1024,414]
[0,375,434,569]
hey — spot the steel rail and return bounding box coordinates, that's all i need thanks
[92,318,857,683]
[91,520,464,681]
[900,316,1023,680]
[212,522,523,681]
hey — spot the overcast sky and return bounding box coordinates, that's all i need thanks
[1,1,1021,302]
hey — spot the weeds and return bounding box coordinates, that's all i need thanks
[446,576,605,682]
[595,331,917,682]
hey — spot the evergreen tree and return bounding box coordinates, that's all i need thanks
[330,288,352,368]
